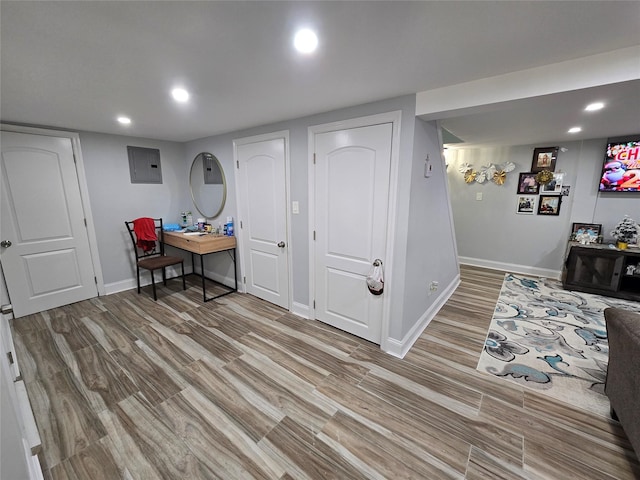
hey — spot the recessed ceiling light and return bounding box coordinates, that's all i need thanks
[568,126,582,134]
[117,116,131,125]
[171,87,190,103]
[585,102,604,112]
[294,29,318,54]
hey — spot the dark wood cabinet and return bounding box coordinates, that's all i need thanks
[563,243,640,301]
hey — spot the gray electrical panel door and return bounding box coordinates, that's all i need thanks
[128,146,162,184]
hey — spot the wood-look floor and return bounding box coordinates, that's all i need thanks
[11,266,640,479]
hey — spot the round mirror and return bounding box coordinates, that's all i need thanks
[189,152,226,219]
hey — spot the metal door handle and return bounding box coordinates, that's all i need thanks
[1,240,11,248]
[372,259,382,267]
[277,241,285,248]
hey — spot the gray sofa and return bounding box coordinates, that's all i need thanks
[604,307,640,456]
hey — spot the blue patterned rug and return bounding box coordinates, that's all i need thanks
[477,273,640,417]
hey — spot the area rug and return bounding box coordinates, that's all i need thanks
[477,273,640,417]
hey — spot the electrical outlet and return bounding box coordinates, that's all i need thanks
[429,281,439,293]
[476,192,483,201]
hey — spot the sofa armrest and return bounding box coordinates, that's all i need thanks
[605,307,640,456]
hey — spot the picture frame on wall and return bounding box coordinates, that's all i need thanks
[537,195,562,215]
[540,172,565,194]
[531,146,559,172]
[516,195,536,214]
[517,172,539,194]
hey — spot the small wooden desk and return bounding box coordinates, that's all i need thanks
[163,231,237,302]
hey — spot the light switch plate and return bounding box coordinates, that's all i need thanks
[476,192,483,201]
[292,201,299,214]
[424,154,432,178]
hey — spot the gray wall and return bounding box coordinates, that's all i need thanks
[28,94,457,347]
[183,94,419,309]
[447,138,639,276]
[79,133,189,289]
[395,118,459,340]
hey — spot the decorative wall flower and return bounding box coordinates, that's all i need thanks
[458,162,472,174]
[493,170,506,185]
[536,169,554,185]
[458,161,515,186]
[464,169,477,183]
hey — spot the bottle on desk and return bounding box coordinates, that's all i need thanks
[226,216,234,236]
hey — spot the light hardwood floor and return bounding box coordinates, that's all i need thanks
[11,265,640,479]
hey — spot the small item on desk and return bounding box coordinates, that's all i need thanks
[180,212,193,227]
[226,216,234,236]
[197,218,206,230]
[204,224,212,233]
[163,223,182,232]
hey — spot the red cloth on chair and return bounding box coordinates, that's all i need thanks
[133,217,157,252]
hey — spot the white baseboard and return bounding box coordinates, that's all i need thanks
[103,265,236,296]
[104,278,137,295]
[291,302,310,319]
[383,274,461,359]
[458,256,561,280]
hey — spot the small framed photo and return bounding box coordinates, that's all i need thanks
[537,195,562,216]
[516,195,536,215]
[540,172,565,194]
[517,172,539,194]
[531,147,558,172]
[571,223,602,238]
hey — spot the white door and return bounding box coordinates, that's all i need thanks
[313,122,393,344]
[1,131,98,317]
[235,134,290,309]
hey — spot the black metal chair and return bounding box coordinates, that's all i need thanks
[124,218,185,300]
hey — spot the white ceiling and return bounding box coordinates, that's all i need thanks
[438,79,640,147]
[2,1,639,144]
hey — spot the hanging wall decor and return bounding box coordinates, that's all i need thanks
[464,169,477,183]
[535,169,554,185]
[459,161,515,186]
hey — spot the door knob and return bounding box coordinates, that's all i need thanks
[277,241,285,248]
[1,240,11,248]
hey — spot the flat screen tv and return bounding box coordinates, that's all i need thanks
[599,135,640,192]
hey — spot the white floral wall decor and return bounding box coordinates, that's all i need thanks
[459,161,515,186]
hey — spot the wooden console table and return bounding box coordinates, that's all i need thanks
[163,231,237,302]
[562,242,640,302]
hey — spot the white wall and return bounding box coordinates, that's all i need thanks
[446,137,640,277]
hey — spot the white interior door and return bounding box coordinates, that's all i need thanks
[1,131,98,317]
[235,134,290,309]
[313,122,393,344]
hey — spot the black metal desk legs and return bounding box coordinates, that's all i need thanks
[191,249,237,302]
